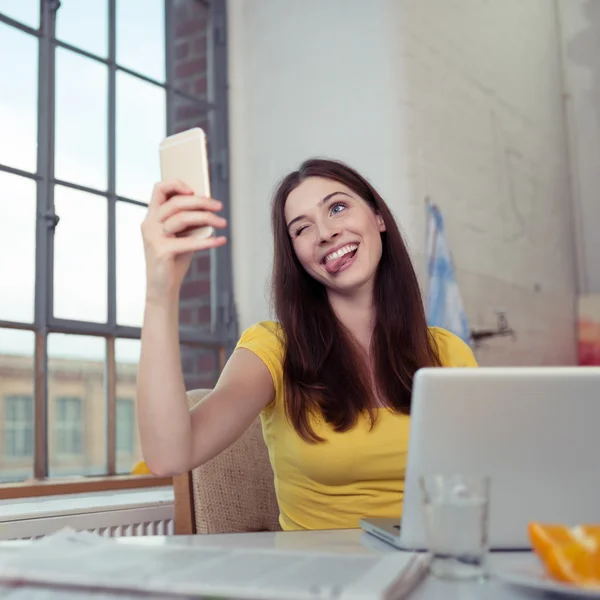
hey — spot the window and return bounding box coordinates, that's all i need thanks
[0,0,235,485]
[0,331,35,482]
[3,395,34,459]
[116,398,135,455]
[54,397,83,456]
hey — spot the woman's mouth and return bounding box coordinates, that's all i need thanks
[323,243,359,274]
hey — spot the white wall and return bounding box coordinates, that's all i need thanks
[227,0,407,331]
[557,0,600,296]
[227,0,578,365]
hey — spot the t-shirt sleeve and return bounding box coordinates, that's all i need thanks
[431,327,478,367]
[234,322,285,401]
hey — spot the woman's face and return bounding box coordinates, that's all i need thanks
[284,177,386,296]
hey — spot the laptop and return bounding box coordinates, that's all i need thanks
[360,366,600,550]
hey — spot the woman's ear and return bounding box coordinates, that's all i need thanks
[376,212,386,232]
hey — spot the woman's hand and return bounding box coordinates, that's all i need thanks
[141,180,227,302]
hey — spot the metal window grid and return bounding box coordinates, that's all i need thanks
[0,0,236,479]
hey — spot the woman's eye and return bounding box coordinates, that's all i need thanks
[295,225,308,236]
[330,202,347,215]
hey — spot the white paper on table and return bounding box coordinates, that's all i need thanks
[0,585,173,600]
[0,528,430,600]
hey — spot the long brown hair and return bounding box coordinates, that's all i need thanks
[271,158,441,442]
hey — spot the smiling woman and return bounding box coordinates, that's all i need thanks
[136,157,478,532]
[283,177,386,292]
[270,159,457,443]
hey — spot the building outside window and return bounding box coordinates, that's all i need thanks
[53,396,83,457]
[3,395,34,460]
[116,397,135,456]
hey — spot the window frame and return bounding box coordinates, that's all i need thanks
[0,0,236,487]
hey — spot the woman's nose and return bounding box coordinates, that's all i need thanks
[317,222,340,244]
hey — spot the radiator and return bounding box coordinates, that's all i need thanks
[1,489,175,541]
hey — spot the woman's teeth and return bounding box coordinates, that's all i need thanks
[324,244,358,263]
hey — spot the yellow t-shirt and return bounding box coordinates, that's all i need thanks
[235,321,477,531]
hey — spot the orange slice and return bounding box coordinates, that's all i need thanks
[529,523,600,588]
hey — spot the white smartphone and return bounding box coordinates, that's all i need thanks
[159,127,214,240]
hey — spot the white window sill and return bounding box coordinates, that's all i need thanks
[0,487,174,523]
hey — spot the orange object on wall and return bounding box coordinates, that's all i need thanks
[578,295,600,366]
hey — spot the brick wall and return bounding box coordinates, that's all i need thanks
[172,0,217,390]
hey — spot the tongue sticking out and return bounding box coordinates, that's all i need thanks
[324,249,357,274]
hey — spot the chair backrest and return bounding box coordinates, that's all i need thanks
[173,389,281,534]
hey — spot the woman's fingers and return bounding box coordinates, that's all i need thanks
[156,194,223,223]
[148,180,193,209]
[167,234,228,256]
[162,210,227,236]
[141,181,228,300]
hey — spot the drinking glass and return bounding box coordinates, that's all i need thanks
[419,474,490,580]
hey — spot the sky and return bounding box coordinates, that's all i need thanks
[0,0,168,363]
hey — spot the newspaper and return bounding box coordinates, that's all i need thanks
[0,528,429,600]
[0,585,175,600]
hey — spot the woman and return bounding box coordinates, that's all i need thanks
[137,158,477,531]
